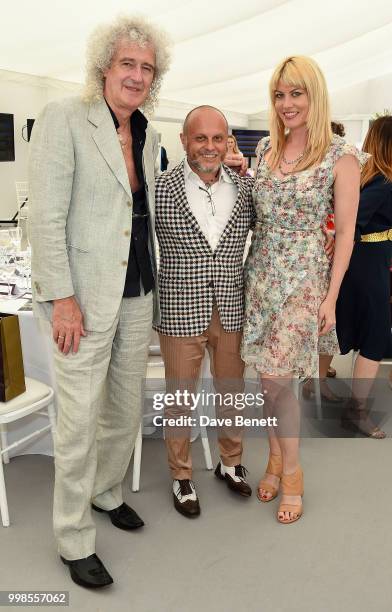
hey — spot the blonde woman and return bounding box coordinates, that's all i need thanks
[241,56,366,523]
[227,134,242,155]
[224,134,247,173]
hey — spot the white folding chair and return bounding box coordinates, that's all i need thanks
[0,378,55,527]
[15,181,29,248]
[131,350,213,492]
[131,354,165,492]
[15,181,29,213]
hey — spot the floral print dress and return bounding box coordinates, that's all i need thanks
[241,135,367,378]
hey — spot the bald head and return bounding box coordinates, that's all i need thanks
[182,105,228,135]
[180,106,229,180]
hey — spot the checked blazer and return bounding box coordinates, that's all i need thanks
[153,161,255,336]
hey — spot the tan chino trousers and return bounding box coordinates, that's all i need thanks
[159,306,245,480]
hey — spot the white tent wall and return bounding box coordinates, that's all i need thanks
[0,71,81,220]
[0,73,48,220]
[2,0,391,219]
[150,120,184,171]
[1,3,391,116]
[0,70,249,218]
[337,121,368,147]
[0,68,379,219]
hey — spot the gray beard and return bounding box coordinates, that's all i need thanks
[189,159,221,175]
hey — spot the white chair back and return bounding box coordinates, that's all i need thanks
[15,182,29,249]
[15,182,29,218]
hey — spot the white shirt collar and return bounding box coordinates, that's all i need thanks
[184,157,234,186]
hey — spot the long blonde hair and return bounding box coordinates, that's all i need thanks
[268,56,332,171]
[361,116,392,188]
[227,134,240,154]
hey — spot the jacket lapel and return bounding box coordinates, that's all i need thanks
[166,161,212,253]
[215,165,248,249]
[88,100,132,200]
[142,125,156,224]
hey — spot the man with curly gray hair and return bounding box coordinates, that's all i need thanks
[29,15,171,589]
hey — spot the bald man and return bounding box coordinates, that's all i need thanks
[153,106,255,517]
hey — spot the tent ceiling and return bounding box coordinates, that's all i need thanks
[2,0,392,116]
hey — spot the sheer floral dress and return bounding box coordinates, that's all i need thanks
[241,135,367,378]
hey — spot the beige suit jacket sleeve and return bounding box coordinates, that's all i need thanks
[28,100,75,302]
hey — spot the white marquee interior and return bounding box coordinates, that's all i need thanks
[1,0,391,217]
[2,0,392,117]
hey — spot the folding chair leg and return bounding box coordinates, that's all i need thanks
[351,350,357,378]
[198,409,213,470]
[47,402,57,434]
[293,377,300,400]
[132,426,142,492]
[0,442,10,527]
[0,424,9,464]
[314,378,322,420]
[201,433,213,470]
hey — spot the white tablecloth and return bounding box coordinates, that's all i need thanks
[1,306,212,458]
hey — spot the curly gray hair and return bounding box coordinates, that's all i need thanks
[83,14,171,115]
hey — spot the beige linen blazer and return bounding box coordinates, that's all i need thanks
[29,96,160,332]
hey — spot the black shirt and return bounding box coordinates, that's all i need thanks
[106,101,154,297]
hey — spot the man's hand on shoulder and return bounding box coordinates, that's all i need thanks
[224,155,248,177]
[52,296,87,355]
[238,156,248,176]
[322,226,335,260]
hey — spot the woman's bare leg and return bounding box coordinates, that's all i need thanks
[319,354,333,378]
[303,354,341,401]
[260,374,301,520]
[257,382,282,501]
[346,354,385,438]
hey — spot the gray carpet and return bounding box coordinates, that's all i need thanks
[2,431,392,612]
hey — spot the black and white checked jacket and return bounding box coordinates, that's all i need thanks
[153,161,255,336]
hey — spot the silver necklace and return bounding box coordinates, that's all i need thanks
[278,161,293,176]
[282,151,304,165]
[278,150,305,176]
